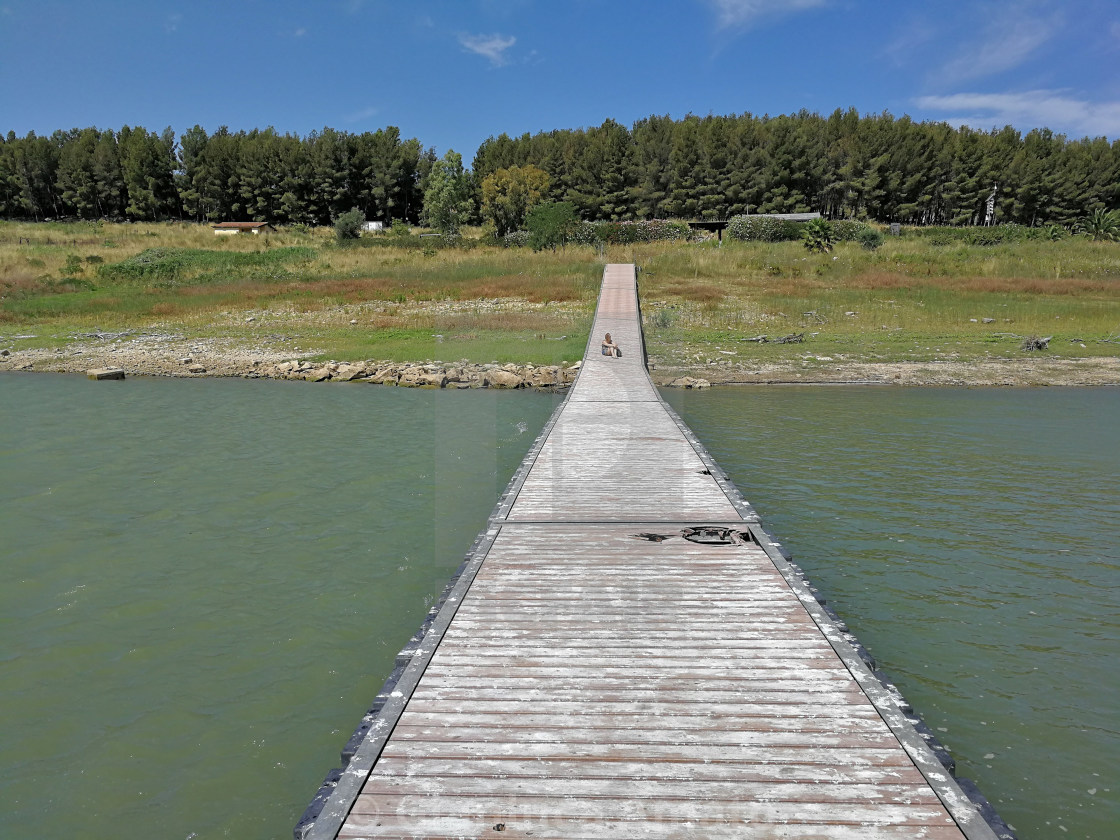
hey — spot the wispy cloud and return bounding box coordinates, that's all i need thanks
[883,19,939,67]
[294,27,307,38]
[916,90,1120,139]
[938,13,1059,83]
[344,105,379,123]
[706,0,827,29]
[459,32,517,66]
[165,13,182,33]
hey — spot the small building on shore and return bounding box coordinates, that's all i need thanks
[212,222,275,235]
[687,213,821,242]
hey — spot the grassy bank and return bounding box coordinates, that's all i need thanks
[1,220,1117,374]
[0,221,599,365]
[627,237,1120,371]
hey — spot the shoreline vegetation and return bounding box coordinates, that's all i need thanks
[2,220,1118,387]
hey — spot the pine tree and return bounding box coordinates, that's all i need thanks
[56,128,100,218]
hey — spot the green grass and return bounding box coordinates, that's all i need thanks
[629,238,1120,366]
[2,220,1118,368]
[302,326,588,366]
[96,246,317,285]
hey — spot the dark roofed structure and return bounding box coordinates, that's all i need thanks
[212,221,275,235]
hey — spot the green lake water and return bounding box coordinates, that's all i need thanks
[2,374,1116,839]
[665,385,1119,840]
[1,373,562,840]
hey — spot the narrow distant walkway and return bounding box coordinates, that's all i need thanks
[310,265,997,839]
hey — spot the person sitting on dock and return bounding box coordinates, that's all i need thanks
[601,333,621,357]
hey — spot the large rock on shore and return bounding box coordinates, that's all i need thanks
[484,369,524,389]
[87,367,125,380]
[333,363,367,381]
[667,376,711,389]
[368,366,401,385]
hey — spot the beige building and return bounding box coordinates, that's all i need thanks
[212,221,275,235]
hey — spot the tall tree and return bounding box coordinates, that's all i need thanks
[480,164,550,235]
[422,150,473,235]
[118,126,176,220]
[56,128,100,218]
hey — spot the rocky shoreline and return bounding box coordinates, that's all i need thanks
[0,331,583,389]
[2,330,1118,388]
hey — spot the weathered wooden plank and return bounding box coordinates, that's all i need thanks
[395,714,887,736]
[380,740,920,767]
[395,700,881,720]
[389,725,900,748]
[410,680,869,700]
[347,796,959,826]
[407,665,863,683]
[360,775,945,805]
[424,656,847,672]
[339,815,965,840]
[466,587,799,598]
[430,645,842,658]
[433,641,834,657]
[367,756,928,784]
[434,627,830,641]
[451,609,810,622]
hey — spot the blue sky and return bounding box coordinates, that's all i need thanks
[2,0,1118,163]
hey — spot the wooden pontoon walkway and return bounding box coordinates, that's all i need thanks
[306,265,999,839]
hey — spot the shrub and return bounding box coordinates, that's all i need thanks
[502,230,530,248]
[526,201,580,250]
[594,219,693,244]
[97,247,315,285]
[830,220,873,242]
[648,306,679,329]
[856,226,884,250]
[333,208,365,242]
[801,218,834,253]
[61,254,84,276]
[569,221,601,246]
[726,215,802,242]
[1075,208,1120,242]
[909,224,1048,246]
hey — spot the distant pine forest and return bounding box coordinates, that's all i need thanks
[2,109,1117,227]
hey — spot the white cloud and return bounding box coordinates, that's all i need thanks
[458,33,517,66]
[706,0,827,28]
[294,27,307,38]
[916,91,1120,139]
[939,14,1058,83]
[165,13,182,33]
